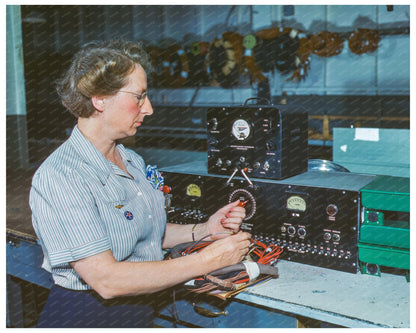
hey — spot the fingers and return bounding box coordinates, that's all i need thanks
[221,203,246,231]
[233,231,251,242]
[230,232,252,261]
[200,231,252,270]
[214,231,251,247]
[220,218,242,232]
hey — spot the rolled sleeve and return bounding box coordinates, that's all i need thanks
[30,168,111,267]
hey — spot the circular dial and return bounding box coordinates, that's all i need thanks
[228,188,256,220]
[326,204,339,216]
[231,119,251,141]
[286,195,307,212]
[186,184,202,197]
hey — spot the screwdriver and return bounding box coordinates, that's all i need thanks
[238,199,249,208]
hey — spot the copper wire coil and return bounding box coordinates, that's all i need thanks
[310,31,344,57]
[348,28,381,55]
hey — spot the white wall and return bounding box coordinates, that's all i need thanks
[130,5,409,100]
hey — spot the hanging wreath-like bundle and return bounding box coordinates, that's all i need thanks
[310,31,344,57]
[254,27,300,75]
[286,35,313,82]
[145,45,164,87]
[187,41,210,86]
[161,43,190,88]
[348,28,381,55]
[208,31,243,88]
[242,34,267,84]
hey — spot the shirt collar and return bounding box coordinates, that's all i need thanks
[117,144,132,165]
[68,125,128,185]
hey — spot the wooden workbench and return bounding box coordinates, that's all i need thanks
[239,260,410,328]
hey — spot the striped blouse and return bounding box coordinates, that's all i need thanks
[29,125,167,290]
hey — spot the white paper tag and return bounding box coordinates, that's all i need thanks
[354,128,380,142]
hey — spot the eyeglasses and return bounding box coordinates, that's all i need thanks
[119,90,148,107]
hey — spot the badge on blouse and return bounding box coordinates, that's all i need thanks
[124,211,134,220]
[115,204,124,209]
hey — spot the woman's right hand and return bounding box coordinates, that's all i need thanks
[198,231,252,271]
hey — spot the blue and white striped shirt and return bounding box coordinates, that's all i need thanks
[29,125,167,290]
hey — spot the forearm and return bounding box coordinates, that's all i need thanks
[162,200,245,249]
[111,255,221,297]
[162,222,208,249]
[72,249,222,299]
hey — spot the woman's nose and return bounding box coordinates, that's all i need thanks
[141,96,153,115]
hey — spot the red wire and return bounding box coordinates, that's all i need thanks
[178,238,282,288]
[180,238,283,266]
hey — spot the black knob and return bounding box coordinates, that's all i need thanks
[297,227,306,237]
[287,226,296,235]
[266,141,277,151]
[208,117,218,131]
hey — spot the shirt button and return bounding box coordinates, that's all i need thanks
[148,215,152,219]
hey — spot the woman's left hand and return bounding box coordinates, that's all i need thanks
[205,200,246,239]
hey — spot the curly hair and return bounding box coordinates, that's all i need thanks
[56,40,151,118]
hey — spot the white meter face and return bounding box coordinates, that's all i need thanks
[286,195,307,212]
[231,119,251,141]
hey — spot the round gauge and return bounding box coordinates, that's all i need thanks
[326,204,339,216]
[186,184,202,197]
[228,188,256,220]
[231,119,251,141]
[286,195,307,212]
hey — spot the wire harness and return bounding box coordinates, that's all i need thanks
[168,235,282,294]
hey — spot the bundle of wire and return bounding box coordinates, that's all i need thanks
[169,235,282,294]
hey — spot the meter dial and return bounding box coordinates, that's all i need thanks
[228,188,256,220]
[186,184,202,198]
[286,195,307,212]
[231,119,251,141]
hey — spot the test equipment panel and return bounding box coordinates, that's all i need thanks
[207,105,308,180]
[161,162,375,273]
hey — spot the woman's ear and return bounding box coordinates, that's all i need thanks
[91,96,106,112]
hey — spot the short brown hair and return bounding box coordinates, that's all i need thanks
[56,40,151,118]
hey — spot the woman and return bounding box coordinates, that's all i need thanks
[29,40,250,328]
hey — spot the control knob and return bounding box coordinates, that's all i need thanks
[208,117,218,131]
[323,232,331,241]
[297,227,306,237]
[287,226,296,235]
[266,141,277,151]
